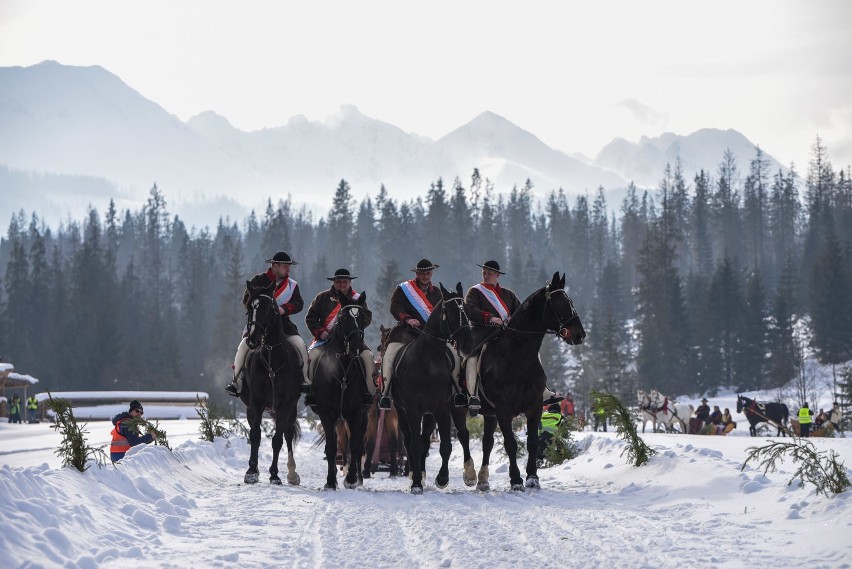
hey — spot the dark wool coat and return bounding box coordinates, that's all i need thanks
[305,286,372,340]
[464,283,520,346]
[243,269,304,336]
[389,281,443,326]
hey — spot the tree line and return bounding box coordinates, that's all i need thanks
[1,137,851,408]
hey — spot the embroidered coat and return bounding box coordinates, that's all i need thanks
[243,269,304,336]
[306,286,372,341]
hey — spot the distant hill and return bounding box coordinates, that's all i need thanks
[0,61,782,229]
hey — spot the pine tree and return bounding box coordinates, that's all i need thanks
[766,256,799,389]
[735,269,768,391]
[809,228,852,369]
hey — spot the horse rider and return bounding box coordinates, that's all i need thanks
[226,252,310,398]
[304,268,376,407]
[463,259,564,413]
[378,258,446,410]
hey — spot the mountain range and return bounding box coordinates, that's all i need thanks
[0,61,783,230]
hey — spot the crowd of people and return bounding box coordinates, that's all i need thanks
[4,393,39,424]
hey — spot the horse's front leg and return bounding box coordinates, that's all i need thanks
[269,413,285,485]
[406,413,425,494]
[495,413,523,491]
[320,416,339,490]
[345,413,366,489]
[281,406,300,485]
[477,415,497,491]
[434,409,452,489]
[524,410,542,489]
[452,407,475,486]
[244,407,262,484]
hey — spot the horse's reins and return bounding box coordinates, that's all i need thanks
[740,398,794,436]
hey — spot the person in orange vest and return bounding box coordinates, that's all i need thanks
[110,400,156,461]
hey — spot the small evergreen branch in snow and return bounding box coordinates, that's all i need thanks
[196,397,230,442]
[542,421,579,467]
[45,391,108,472]
[591,389,657,467]
[741,439,851,497]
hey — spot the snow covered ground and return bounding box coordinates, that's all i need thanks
[1,395,850,569]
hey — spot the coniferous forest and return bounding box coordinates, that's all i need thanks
[2,137,851,409]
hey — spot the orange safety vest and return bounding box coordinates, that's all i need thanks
[110,419,131,459]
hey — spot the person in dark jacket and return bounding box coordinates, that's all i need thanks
[304,268,375,406]
[695,398,711,429]
[110,400,156,461]
[226,252,309,397]
[709,405,722,426]
[463,260,563,412]
[379,259,444,410]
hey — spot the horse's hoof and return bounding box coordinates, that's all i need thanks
[270,476,283,485]
[244,473,259,484]
[511,483,526,492]
[435,476,449,489]
[525,476,540,489]
[344,479,362,489]
[287,473,301,486]
[363,470,372,479]
[476,481,490,492]
[324,483,337,491]
[410,485,424,495]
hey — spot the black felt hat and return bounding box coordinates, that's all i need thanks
[411,259,439,272]
[327,268,357,280]
[265,252,298,265]
[477,260,505,274]
[129,400,144,413]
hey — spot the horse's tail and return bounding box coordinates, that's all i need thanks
[782,405,789,426]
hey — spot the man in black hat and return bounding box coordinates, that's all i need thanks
[378,259,446,410]
[226,252,310,397]
[304,268,375,406]
[110,400,157,461]
[463,260,562,411]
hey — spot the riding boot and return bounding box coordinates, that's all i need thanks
[453,391,468,407]
[304,392,317,407]
[468,396,482,414]
[465,357,481,414]
[226,367,243,397]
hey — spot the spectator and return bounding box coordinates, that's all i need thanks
[814,408,828,429]
[709,405,722,426]
[592,396,607,432]
[721,408,735,427]
[26,395,38,423]
[8,394,22,424]
[110,400,156,461]
[560,392,575,417]
[829,402,843,433]
[797,402,813,438]
[538,403,564,461]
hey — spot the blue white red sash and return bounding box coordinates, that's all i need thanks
[399,280,433,322]
[473,283,509,321]
[273,278,296,307]
[309,291,361,350]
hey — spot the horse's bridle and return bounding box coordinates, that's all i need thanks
[246,293,279,350]
[334,304,365,356]
[543,285,581,341]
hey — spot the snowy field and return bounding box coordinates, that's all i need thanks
[1,397,850,569]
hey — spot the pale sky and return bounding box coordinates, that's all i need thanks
[2,0,851,172]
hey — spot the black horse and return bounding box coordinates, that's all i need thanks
[390,282,474,494]
[239,274,303,485]
[309,293,371,489]
[736,394,789,437]
[474,272,586,491]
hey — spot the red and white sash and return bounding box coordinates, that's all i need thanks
[273,277,297,307]
[473,283,509,321]
[309,291,361,350]
[399,280,433,322]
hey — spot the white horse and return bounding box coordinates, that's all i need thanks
[638,389,694,433]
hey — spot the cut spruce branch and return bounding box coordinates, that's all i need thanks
[741,439,851,497]
[45,391,108,472]
[591,389,657,467]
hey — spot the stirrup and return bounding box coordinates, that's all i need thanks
[225,381,239,397]
[304,393,317,406]
[300,383,313,394]
[362,392,374,405]
[453,392,468,407]
[468,395,482,412]
[379,395,392,410]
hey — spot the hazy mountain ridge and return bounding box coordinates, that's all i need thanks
[0,61,779,229]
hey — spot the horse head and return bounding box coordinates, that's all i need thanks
[438,282,473,356]
[244,275,278,350]
[543,272,586,345]
[637,390,649,407]
[334,292,368,356]
[736,395,746,414]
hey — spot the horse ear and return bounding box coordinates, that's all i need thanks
[358,292,367,304]
[456,282,463,296]
[559,273,566,289]
[439,282,449,296]
[549,272,560,288]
